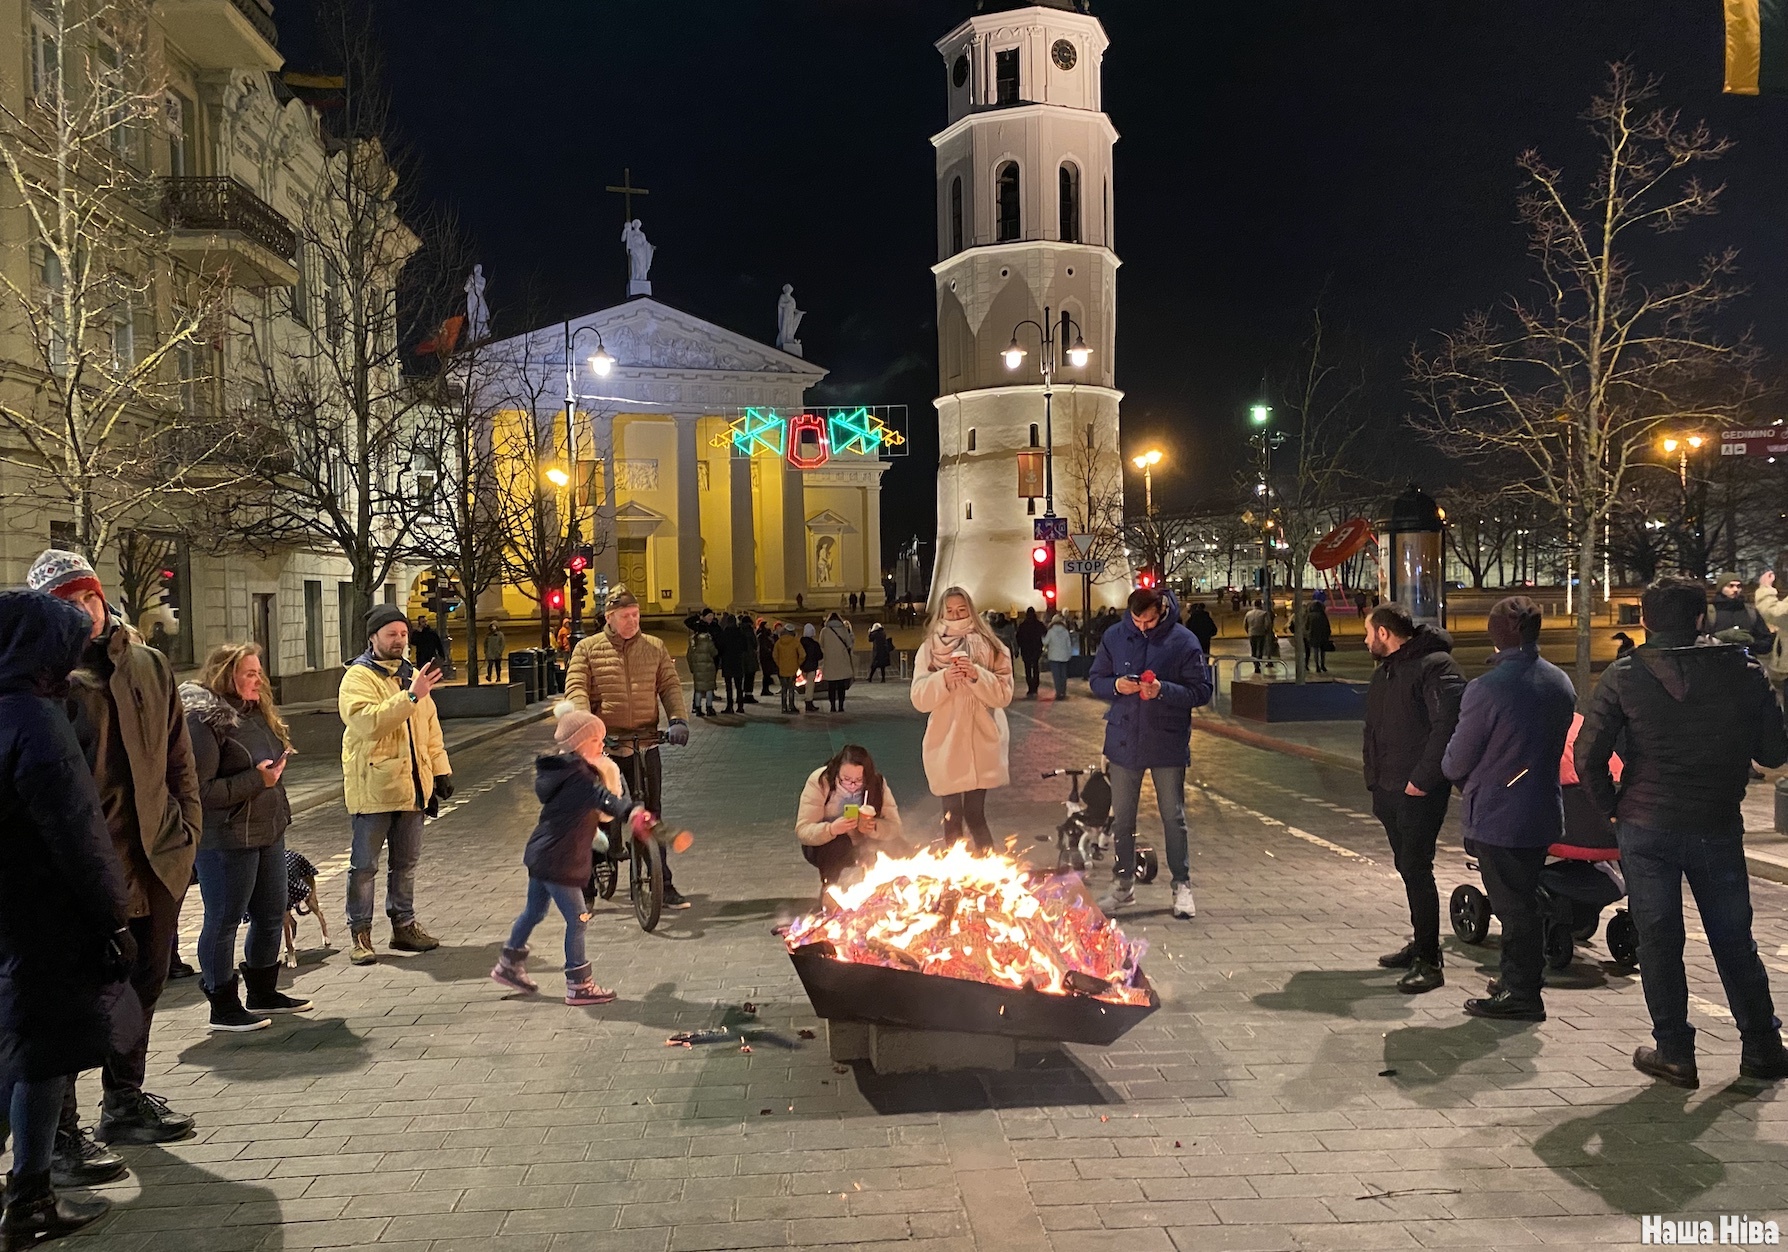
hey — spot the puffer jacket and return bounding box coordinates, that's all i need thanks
[65,622,201,913]
[182,684,292,850]
[1044,620,1073,664]
[523,754,637,888]
[773,632,803,678]
[1440,646,1577,848]
[687,632,719,691]
[1754,583,1788,678]
[564,626,687,735]
[1088,590,1212,770]
[1362,625,1466,796]
[338,652,451,816]
[1575,634,1788,836]
[819,618,856,681]
[0,591,136,1086]
[795,765,904,847]
[910,628,1014,795]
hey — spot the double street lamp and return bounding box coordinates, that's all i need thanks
[1249,403,1283,612]
[1132,448,1163,518]
[559,322,616,636]
[1004,306,1090,519]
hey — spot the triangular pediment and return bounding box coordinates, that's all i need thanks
[805,509,857,535]
[492,297,827,382]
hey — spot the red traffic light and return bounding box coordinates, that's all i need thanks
[1136,567,1157,589]
[567,553,588,573]
[1043,586,1058,602]
[1031,544,1051,566]
[546,588,565,610]
[158,568,175,581]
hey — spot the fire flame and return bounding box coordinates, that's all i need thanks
[784,844,1150,1006]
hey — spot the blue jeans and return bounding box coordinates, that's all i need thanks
[348,811,425,931]
[1049,661,1069,698]
[5,1076,64,1175]
[1617,822,1780,1062]
[507,877,587,973]
[1108,762,1190,886]
[195,841,287,988]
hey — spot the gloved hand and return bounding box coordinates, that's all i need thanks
[433,774,455,802]
[663,720,690,747]
[103,927,137,982]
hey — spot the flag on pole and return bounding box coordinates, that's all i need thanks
[1724,0,1788,94]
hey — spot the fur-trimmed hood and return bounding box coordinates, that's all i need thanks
[178,681,240,731]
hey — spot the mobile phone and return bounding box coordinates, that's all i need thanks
[843,804,861,821]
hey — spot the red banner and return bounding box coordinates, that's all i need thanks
[1017,451,1046,497]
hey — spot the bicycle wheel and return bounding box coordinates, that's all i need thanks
[593,855,619,901]
[632,835,665,932]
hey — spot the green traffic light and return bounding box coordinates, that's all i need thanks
[1249,404,1271,426]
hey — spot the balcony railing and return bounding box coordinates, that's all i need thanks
[230,0,279,48]
[163,177,297,264]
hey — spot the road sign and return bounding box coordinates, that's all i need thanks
[1720,427,1788,458]
[1033,516,1070,542]
[1069,533,1094,557]
[1064,558,1106,576]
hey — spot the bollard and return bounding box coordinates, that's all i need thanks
[1776,776,1788,835]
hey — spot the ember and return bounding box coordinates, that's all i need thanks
[783,845,1149,1006]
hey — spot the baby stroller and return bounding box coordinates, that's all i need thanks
[1038,766,1159,883]
[1449,717,1636,971]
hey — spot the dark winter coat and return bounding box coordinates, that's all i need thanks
[757,626,777,677]
[1710,593,1771,653]
[524,753,639,888]
[1016,611,1046,660]
[1440,646,1577,848]
[182,684,292,851]
[720,621,753,678]
[1304,606,1333,651]
[1575,634,1788,836]
[0,590,137,1086]
[412,626,444,665]
[1184,606,1218,654]
[870,626,895,668]
[1088,591,1213,769]
[1362,625,1466,796]
[800,635,823,675]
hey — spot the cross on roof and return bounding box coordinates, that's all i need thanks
[605,168,650,221]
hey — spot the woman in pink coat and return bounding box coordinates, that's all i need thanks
[909,586,1014,849]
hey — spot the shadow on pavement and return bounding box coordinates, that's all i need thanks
[1382,1016,1539,1098]
[1252,968,1407,1018]
[847,1045,1119,1114]
[176,1015,370,1077]
[87,1143,286,1249]
[1532,1081,1771,1214]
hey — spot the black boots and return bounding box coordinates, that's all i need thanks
[2,1171,108,1248]
[204,978,270,1033]
[239,964,313,1014]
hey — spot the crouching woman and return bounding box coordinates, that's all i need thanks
[796,745,904,892]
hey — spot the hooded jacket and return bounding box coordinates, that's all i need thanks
[1184,605,1218,654]
[1088,590,1213,769]
[181,683,292,850]
[910,625,1014,795]
[523,753,637,887]
[819,617,856,681]
[1755,582,1788,678]
[1440,646,1577,848]
[1362,625,1466,796]
[687,630,720,691]
[1015,611,1047,659]
[1044,618,1073,664]
[1575,636,1788,835]
[773,630,803,678]
[338,651,451,816]
[0,590,135,1085]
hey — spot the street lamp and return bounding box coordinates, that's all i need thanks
[562,322,617,637]
[1004,306,1091,519]
[1660,433,1706,487]
[1132,448,1163,518]
[1248,402,1283,614]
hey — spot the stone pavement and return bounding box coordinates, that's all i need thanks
[52,677,1788,1250]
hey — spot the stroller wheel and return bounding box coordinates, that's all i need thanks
[1606,909,1639,969]
[1136,847,1160,885]
[1544,923,1575,972]
[1449,884,1491,945]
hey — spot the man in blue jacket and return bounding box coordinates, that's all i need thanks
[1089,586,1213,918]
[1441,597,1576,1022]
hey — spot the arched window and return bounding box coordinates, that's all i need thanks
[1103,177,1111,245]
[967,428,977,452]
[1058,162,1080,243]
[996,162,1020,242]
[1029,423,1040,448]
[965,501,973,521]
[950,176,963,255]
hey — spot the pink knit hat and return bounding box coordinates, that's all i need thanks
[554,705,607,753]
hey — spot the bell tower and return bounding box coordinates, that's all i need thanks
[929,0,1125,612]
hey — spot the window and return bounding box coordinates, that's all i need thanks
[337,582,355,664]
[995,48,1019,104]
[304,580,323,670]
[1029,423,1040,448]
[95,34,129,157]
[577,459,601,509]
[966,428,976,452]
[1026,498,1037,516]
[1059,162,1081,243]
[1103,177,1110,244]
[949,176,963,255]
[965,501,973,521]
[323,259,343,345]
[996,162,1020,242]
[49,519,74,548]
[175,344,196,414]
[109,305,135,370]
[383,583,396,605]
[290,240,309,326]
[28,4,58,107]
[164,90,194,175]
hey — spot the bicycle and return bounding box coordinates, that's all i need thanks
[1038,766,1159,883]
[584,730,677,932]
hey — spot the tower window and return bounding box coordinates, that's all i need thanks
[966,501,973,521]
[1029,424,1040,448]
[1059,163,1081,243]
[1103,177,1111,245]
[995,49,1019,104]
[996,163,1020,243]
[1026,498,1037,516]
[950,176,963,255]
[967,428,977,452]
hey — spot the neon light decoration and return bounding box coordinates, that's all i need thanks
[827,406,907,456]
[786,411,831,470]
[713,406,909,465]
[712,407,787,457]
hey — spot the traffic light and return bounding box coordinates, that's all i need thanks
[157,566,177,610]
[420,571,439,603]
[545,586,565,613]
[1032,540,1057,603]
[1136,566,1157,590]
[440,578,462,613]
[569,542,594,573]
[569,567,588,615]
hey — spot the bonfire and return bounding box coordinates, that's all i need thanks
[783,844,1151,1007]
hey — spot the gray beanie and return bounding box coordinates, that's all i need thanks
[366,604,407,637]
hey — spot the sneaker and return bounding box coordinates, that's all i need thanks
[1396,959,1445,994]
[203,978,271,1033]
[95,1091,195,1145]
[1097,879,1136,914]
[239,963,312,1014]
[1377,942,1417,969]
[490,945,537,994]
[1462,989,1545,1022]
[1171,883,1196,920]
[390,920,440,952]
[50,1126,126,1188]
[1633,1046,1699,1089]
[349,929,376,965]
[662,886,692,910]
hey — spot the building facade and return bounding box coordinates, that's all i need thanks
[929,0,1128,614]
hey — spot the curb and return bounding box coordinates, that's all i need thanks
[285,706,554,818]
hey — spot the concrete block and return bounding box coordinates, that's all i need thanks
[869,1025,1016,1074]
[828,1020,872,1063]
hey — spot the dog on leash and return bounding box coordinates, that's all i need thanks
[283,849,331,967]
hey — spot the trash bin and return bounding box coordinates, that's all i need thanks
[535,648,563,698]
[1618,603,1641,625]
[508,650,537,704]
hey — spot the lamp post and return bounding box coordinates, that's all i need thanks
[1248,403,1282,614]
[1132,448,1162,518]
[1660,432,1709,575]
[1004,306,1090,520]
[562,322,615,638]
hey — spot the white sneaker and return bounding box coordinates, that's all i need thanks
[1097,880,1135,913]
[1172,882,1196,919]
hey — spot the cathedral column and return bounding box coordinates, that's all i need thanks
[593,413,619,589]
[730,456,757,607]
[674,415,703,611]
[782,465,807,607]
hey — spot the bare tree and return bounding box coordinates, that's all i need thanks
[113,526,173,625]
[1057,416,1126,615]
[1442,483,1521,589]
[0,0,230,561]
[1412,65,1755,689]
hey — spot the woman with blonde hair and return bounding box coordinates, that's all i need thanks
[909,586,1014,848]
[181,643,311,1033]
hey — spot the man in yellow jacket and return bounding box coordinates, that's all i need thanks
[339,605,452,964]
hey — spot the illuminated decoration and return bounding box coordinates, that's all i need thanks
[786,412,832,470]
[711,407,787,457]
[828,406,907,456]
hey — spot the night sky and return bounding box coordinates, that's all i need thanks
[278,1,1788,563]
